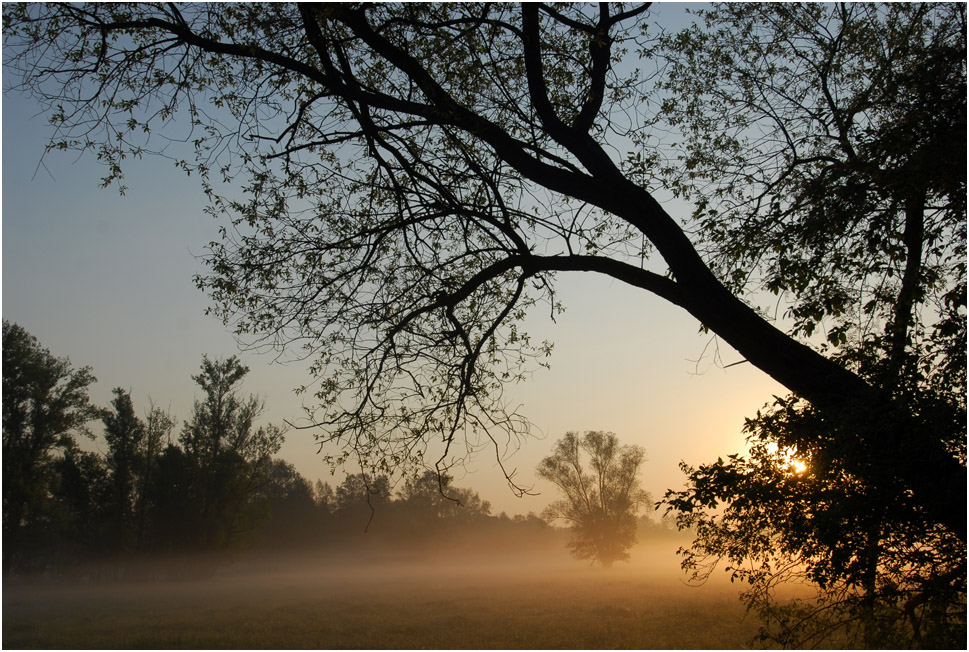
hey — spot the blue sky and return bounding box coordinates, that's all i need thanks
[1,4,786,515]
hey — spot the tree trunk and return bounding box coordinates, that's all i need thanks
[599,177,966,539]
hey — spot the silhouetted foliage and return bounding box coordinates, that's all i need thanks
[177,356,285,550]
[2,320,99,572]
[537,431,649,567]
[666,394,966,648]
[1,324,566,579]
[659,4,966,648]
[252,459,321,548]
[102,388,146,550]
[135,402,176,550]
[142,444,196,554]
[3,4,963,539]
[48,442,111,565]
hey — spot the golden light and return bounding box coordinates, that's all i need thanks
[777,446,809,476]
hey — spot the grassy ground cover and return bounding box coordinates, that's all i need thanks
[3,541,766,649]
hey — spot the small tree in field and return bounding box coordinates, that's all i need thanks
[537,431,649,567]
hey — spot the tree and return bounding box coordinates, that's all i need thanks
[665,394,965,648]
[101,387,146,549]
[2,320,99,571]
[398,470,491,520]
[48,441,112,566]
[314,479,336,516]
[655,4,966,647]
[178,355,285,549]
[2,3,963,537]
[252,459,320,548]
[333,473,392,513]
[135,401,176,549]
[537,431,648,567]
[142,443,195,553]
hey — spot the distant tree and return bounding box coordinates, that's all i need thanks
[314,479,336,516]
[101,387,146,549]
[398,470,491,520]
[48,441,112,565]
[2,320,99,572]
[537,431,649,567]
[142,444,195,552]
[178,355,285,549]
[135,401,176,549]
[334,473,392,513]
[253,459,319,548]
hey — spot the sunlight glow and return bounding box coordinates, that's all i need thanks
[790,459,808,475]
[775,445,810,476]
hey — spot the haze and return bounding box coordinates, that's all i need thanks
[4,527,785,649]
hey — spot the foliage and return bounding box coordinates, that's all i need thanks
[3,9,966,638]
[5,4,963,537]
[665,393,966,647]
[252,459,319,547]
[537,431,648,567]
[2,320,99,569]
[101,387,146,547]
[0,323,540,578]
[399,470,492,520]
[177,355,285,550]
[656,3,966,349]
[47,441,112,561]
[658,4,967,647]
[333,472,393,514]
[135,402,176,547]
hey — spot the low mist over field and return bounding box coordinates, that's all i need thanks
[4,534,769,649]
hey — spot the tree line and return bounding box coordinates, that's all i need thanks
[2,320,569,578]
[5,320,680,580]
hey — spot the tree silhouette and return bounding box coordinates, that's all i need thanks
[102,387,146,549]
[135,402,176,550]
[178,355,285,549]
[537,431,648,567]
[656,5,966,647]
[2,3,963,537]
[399,470,491,520]
[2,320,99,571]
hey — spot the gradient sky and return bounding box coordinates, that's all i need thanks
[2,4,787,516]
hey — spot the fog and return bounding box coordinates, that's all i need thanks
[3,531,771,649]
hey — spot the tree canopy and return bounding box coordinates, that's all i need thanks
[654,4,965,646]
[2,2,964,541]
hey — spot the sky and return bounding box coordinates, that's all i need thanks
[1,4,787,517]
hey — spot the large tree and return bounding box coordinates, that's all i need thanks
[655,4,966,646]
[537,431,648,567]
[2,4,963,538]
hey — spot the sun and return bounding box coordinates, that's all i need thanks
[778,446,809,475]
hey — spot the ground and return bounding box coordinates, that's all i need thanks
[3,540,767,649]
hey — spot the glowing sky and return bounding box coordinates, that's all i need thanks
[1,4,787,516]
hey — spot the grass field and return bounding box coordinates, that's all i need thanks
[3,540,768,649]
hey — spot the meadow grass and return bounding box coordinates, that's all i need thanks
[3,541,767,649]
